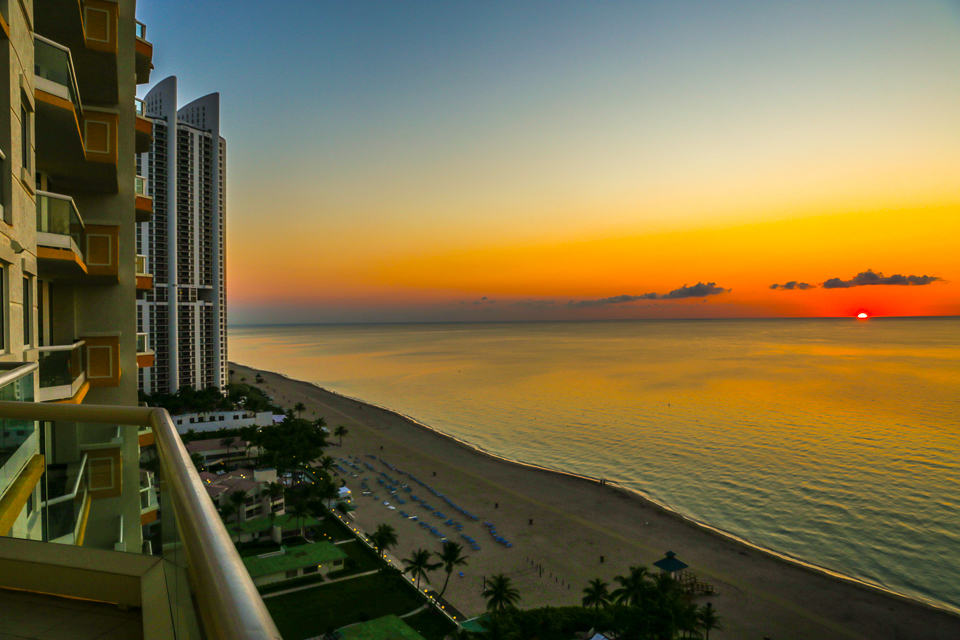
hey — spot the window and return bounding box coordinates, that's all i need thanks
[22,277,30,346]
[0,264,5,350]
[285,570,299,579]
[0,147,6,222]
[20,105,30,177]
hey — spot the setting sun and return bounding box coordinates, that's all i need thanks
[857,312,869,319]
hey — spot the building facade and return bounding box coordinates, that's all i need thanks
[136,77,226,395]
[0,0,154,551]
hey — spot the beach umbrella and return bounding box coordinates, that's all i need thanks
[653,550,688,574]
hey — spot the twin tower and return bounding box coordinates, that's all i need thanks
[137,76,227,395]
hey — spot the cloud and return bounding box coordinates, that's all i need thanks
[821,269,942,289]
[569,293,657,308]
[770,281,814,290]
[569,282,729,307]
[660,282,730,299]
[472,296,496,305]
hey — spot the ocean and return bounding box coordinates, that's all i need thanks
[229,318,960,613]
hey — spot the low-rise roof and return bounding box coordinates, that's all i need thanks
[339,615,427,640]
[242,542,346,578]
[201,468,263,499]
[229,512,323,534]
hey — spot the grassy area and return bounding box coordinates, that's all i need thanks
[237,537,310,558]
[402,609,458,640]
[307,515,356,541]
[264,572,425,640]
[259,572,326,594]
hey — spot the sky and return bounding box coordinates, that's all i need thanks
[139,0,960,323]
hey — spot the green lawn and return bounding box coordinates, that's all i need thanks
[402,609,458,640]
[265,572,426,640]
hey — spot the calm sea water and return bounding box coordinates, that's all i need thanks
[229,319,960,612]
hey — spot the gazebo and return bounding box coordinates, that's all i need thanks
[653,550,688,575]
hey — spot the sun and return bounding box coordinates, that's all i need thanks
[857,312,869,319]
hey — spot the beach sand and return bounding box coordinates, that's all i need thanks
[232,363,960,639]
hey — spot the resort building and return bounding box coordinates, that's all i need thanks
[172,408,274,432]
[136,75,226,395]
[200,467,284,522]
[186,435,260,469]
[0,4,279,636]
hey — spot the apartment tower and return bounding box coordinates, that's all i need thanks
[137,76,226,395]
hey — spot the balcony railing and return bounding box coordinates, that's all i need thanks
[0,401,282,639]
[41,454,89,544]
[136,254,148,275]
[136,332,151,354]
[36,341,86,402]
[135,20,147,40]
[135,97,144,117]
[34,35,83,117]
[36,191,86,262]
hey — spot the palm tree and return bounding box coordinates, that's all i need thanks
[482,574,520,612]
[334,425,348,446]
[189,452,205,472]
[698,602,721,640]
[294,402,306,418]
[318,480,339,510]
[369,523,398,561]
[582,578,611,610]
[403,548,441,590]
[288,498,310,538]
[220,502,238,541]
[435,541,469,597]
[612,565,651,606]
[228,490,247,523]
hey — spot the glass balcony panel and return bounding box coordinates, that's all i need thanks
[0,366,37,496]
[135,20,146,40]
[135,175,148,197]
[34,36,82,115]
[134,98,144,117]
[136,254,147,274]
[36,191,86,259]
[38,340,87,392]
[137,332,150,353]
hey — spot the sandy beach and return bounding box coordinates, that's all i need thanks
[232,362,960,639]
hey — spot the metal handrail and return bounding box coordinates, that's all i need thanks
[0,401,282,640]
[37,340,86,354]
[41,453,88,507]
[0,362,38,387]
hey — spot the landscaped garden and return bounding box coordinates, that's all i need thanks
[265,571,441,640]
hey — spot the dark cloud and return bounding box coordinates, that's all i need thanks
[469,296,496,305]
[569,282,729,307]
[568,294,657,308]
[660,282,729,299]
[821,270,942,289]
[770,281,814,290]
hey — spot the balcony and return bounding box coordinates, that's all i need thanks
[35,0,119,105]
[135,175,152,222]
[136,254,153,291]
[37,341,88,403]
[136,333,154,369]
[135,21,153,84]
[0,364,39,540]
[34,35,85,168]
[0,401,282,639]
[36,191,87,277]
[134,98,152,153]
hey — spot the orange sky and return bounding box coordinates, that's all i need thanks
[213,1,960,323]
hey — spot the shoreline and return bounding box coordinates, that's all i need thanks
[234,361,960,639]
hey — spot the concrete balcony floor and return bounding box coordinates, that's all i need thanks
[0,588,140,639]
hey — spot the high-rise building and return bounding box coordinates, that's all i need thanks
[137,77,226,395]
[0,4,276,636]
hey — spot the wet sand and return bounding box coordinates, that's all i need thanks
[232,362,960,639]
